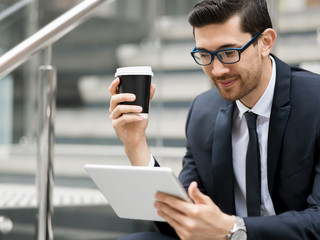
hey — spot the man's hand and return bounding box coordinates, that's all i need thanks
[155,181,235,240]
[108,78,156,166]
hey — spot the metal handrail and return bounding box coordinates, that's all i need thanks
[0,0,114,80]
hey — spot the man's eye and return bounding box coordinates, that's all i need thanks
[224,50,237,57]
[199,53,211,59]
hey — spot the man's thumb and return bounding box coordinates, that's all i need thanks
[188,181,211,204]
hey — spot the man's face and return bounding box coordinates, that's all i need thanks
[194,15,266,107]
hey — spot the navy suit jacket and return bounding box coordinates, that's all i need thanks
[156,55,320,240]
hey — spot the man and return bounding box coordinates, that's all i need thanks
[109,0,320,239]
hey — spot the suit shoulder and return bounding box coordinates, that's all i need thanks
[291,66,320,83]
[290,66,320,97]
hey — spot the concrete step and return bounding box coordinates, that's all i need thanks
[0,144,184,178]
[0,184,106,209]
[78,71,211,103]
[55,106,189,140]
[2,204,155,240]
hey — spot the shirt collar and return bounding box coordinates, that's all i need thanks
[236,55,276,119]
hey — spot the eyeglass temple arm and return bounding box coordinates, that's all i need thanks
[240,32,262,53]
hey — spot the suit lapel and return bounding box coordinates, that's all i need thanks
[211,103,235,215]
[267,55,291,196]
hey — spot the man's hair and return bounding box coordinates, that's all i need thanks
[188,0,273,37]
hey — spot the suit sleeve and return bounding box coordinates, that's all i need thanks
[178,98,207,193]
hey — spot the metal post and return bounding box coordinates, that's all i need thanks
[24,0,40,143]
[37,47,56,240]
[268,0,279,54]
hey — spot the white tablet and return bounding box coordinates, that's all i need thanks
[84,164,191,222]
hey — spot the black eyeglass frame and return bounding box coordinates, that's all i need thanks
[190,32,262,66]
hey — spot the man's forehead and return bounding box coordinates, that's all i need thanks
[194,30,240,50]
[194,20,251,50]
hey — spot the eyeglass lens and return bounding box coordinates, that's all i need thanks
[193,49,240,65]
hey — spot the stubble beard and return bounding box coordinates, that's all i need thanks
[212,65,263,102]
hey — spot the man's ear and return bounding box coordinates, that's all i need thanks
[260,28,277,57]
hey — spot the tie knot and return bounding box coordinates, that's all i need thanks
[244,111,257,129]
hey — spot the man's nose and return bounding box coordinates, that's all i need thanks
[211,57,230,77]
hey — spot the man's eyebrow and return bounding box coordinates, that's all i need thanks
[218,44,238,50]
[195,47,209,51]
[196,43,238,52]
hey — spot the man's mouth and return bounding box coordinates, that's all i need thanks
[218,78,237,88]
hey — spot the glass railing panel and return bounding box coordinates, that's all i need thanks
[0,0,33,51]
[0,65,38,239]
[0,1,39,238]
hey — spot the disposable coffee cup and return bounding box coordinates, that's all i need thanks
[115,66,153,119]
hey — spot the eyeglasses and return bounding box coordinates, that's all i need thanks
[190,32,262,66]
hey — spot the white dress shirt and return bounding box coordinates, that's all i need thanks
[149,56,277,217]
[233,56,276,217]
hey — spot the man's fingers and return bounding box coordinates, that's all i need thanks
[155,201,200,240]
[109,93,136,114]
[111,113,145,129]
[155,192,193,216]
[109,78,155,115]
[155,201,186,228]
[150,83,156,100]
[157,207,186,237]
[110,105,143,121]
[108,78,120,95]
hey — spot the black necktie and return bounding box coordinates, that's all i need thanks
[244,111,261,216]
